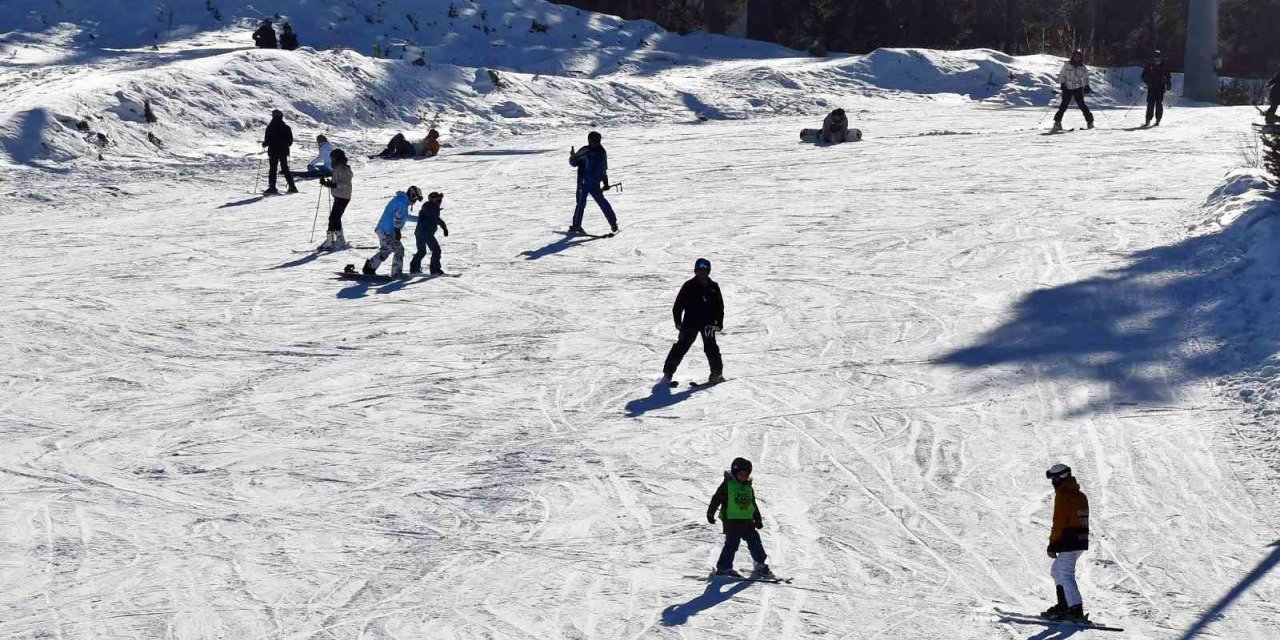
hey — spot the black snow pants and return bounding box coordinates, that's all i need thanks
[268,154,296,192]
[327,197,350,232]
[1054,88,1094,125]
[1146,89,1165,123]
[663,327,722,378]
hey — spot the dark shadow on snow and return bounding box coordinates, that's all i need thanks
[994,613,1084,640]
[1176,540,1280,640]
[219,196,265,209]
[660,578,755,627]
[454,149,555,156]
[1,109,72,173]
[520,234,608,260]
[270,252,320,270]
[935,222,1280,414]
[625,382,713,417]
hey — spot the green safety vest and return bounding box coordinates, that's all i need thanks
[722,479,757,520]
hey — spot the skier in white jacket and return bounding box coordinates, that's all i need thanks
[306,134,335,176]
[1053,50,1095,131]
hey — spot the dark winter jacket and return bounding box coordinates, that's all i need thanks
[570,145,609,189]
[263,116,293,157]
[415,202,448,239]
[672,276,724,330]
[253,24,277,49]
[707,472,763,535]
[1048,477,1090,553]
[1141,62,1172,91]
[380,133,416,158]
[280,30,299,51]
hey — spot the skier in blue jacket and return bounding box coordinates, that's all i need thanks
[362,186,422,277]
[567,131,618,235]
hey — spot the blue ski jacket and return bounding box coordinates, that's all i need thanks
[376,192,410,235]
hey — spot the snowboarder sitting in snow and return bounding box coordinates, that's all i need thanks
[1042,464,1090,623]
[421,129,442,158]
[707,457,773,579]
[262,109,297,195]
[1141,51,1172,127]
[409,191,449,275]
[377,133,418,159]
[567,131,618,235]
[661,258,724,386]
[821,108,849,143]
[317,149,353,251]
[280,23,300,51]
[252,20,277,49]
[362,186,423,278]
[1266,69,1280,122]
[1053,49,1094,131]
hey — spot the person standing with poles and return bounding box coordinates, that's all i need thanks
[409,191,449,275]
[317,149,353,251]
[1141,51,1173,127]
[1053,50,1095,131]
[567,131,618,235]
[1041,464,1090,623]
[661,258,724,387]
[262,109,297,195]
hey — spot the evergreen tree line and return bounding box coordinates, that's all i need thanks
[560,0,1280,77]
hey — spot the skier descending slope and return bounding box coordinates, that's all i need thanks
[362,186,422,278]
[1042,464,1091,623]
[661,258,724,386]
[1053,50,1095,131]
[1141,51,1173,127]
[567,131,618,235]
[409,192,449,275]
[262,110,297,195]
[706,458,774,579]
[317,149,353,251]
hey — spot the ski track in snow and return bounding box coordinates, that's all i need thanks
[3,96,1280,639]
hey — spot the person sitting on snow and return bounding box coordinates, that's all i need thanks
[252,20,277,49]
[280,23,300,51]
[303,134,334,177]
[422,129,441,158]
[377,133,417,159]
[821,108,849,143]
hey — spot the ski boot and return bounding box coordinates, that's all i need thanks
[317,232,334,252]
[286,186,299,194]
[430,269,445,276]
[1143,119,1151,128]
[566,225,585,235]
[263,187,280,196]
[713,567,742,578]
[609,221,619,233]
[361,260,377,276]
[1051,121,1063,132]
[751,562,774,579]
[1040,586,1068,620]
[707,372,726,385]
[409,266,422,275]
[1154,119,1161,127]
[1062,605,1088,624]
[659,374,675,388]
[1086,121,1095,129]
[331,231,349,251]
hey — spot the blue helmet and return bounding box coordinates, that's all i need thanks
[695,258,711,272]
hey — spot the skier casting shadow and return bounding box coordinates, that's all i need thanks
[520,232,608,260]
[624,380,712,417]
[660,578,754,627]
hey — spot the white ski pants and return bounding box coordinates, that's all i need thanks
[1051,550,1083,606]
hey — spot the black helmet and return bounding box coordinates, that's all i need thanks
[694,257,711,272]
[271,109,283,119]
[587,131,602,143]
[1046,463,1072,483]
[406,185,423,202]
[730,457,752,475]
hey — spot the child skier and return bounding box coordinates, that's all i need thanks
[567,131,618,235]
[661,258,724,386]
[317,149,352,251]
[1042,464,1090,623]
[706,457,773,578]
[362,186,422,278]
[1053,50,1095,131]
[409,192,449,275]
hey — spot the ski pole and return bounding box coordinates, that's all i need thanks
[310,185,323,243]
[1124,88,1144,117]
[253,151,264,194]
[1037,96,1057,126]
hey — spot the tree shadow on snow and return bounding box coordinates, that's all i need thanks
[625,382,713,417]
[935,222,1280,415]
[1176,540,1280,640]
[660,578,755,627]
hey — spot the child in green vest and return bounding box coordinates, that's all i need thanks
[706,457,773,578]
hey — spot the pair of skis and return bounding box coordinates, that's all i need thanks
[995,607,1123,632]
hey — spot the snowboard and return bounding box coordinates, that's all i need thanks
[995,608,1123,632]
[337,270,460,282]
[800,128,863,144]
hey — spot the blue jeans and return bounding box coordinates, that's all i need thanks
[572,184,617,229]
[716,528,766,570]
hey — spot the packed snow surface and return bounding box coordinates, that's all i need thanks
[5,1,1280,639]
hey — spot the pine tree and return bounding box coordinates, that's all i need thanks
[1263,133,1280,186]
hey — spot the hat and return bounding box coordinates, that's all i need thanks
[1046,464,1072,482]
[694,258,711,271]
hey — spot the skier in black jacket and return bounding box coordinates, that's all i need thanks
[409,192,450,275]
[1141,51,1173,127]
[279,23,299,51]
[252,21,277,49]
[261,109,297,195]
[661,258,724,385]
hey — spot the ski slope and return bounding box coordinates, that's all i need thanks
[4,91,1280,638]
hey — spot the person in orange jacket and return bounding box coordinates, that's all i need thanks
[1042,464,1090,623]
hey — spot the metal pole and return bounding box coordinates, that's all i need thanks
[310,186,323,244]
[253,152,263,194]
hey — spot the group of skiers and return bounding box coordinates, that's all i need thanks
[252,20,300,51]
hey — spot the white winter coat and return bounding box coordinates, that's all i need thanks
[308,140,335,170]
[330,165,353,200]
[1058,63,1091,91]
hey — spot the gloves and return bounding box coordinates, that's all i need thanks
[754,521,763,530]
[1047,547,1057,559]
[675,321,683,332]
[320,178,333,188]
[443,229,449,237]
[707,515,715,525]
[395,229,401,241]
[602,176,610,188]
[701,326,717,339]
